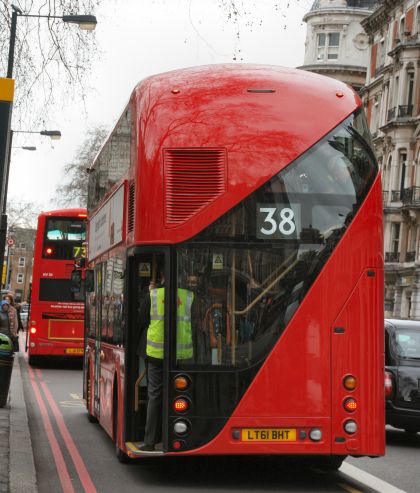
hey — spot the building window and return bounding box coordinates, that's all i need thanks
[317,32,340,61]
[399,16,406,38]
[407,72,414,107]
[17,273,24,284]
[391,223,401,254]
[416,5,420,34]
[19,243,26,249]
[18,257,25,267]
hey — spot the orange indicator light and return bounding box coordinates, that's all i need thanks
[336,92,344,98]
[171,89,181,94]
[174,376,189,391]
[343,375,357,391]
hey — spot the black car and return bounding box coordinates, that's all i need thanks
[385,319,420,434]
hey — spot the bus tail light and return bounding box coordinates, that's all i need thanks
[173,398,189,413]
[385,371,393,398]
[343,375,357,391]
[343,397,357,413]
[45,247,54,256]
[30,327,37,334]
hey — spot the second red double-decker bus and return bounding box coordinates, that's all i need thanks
[83,64,384,468]
[27,208,87,365]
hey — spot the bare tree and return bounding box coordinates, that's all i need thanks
[0,0,99,128]
[6,198,39,228]
[55,125,108,207]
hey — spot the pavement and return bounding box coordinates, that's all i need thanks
[0,350,38,493]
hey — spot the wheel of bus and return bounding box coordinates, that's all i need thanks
[113,386,130,463]
[314,455,346,471]
[28,355,39,366]
[86,366,98,423]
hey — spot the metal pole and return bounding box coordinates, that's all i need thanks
[7,8,19,79]
[3,130,13,212]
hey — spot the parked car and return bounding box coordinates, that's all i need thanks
[385,319,420,434]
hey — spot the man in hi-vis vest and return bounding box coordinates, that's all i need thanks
[139,270,194,452]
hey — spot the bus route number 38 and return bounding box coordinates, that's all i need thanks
[257,204,299,239]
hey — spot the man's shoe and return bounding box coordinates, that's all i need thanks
[139,443,155,452]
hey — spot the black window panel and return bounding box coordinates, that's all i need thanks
[39,278,84,302]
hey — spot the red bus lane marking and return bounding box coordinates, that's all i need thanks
[36,371,97,493]
[27,366,75,493]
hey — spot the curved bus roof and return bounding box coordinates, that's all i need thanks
[38,208,87,219]
[88,64,364,245]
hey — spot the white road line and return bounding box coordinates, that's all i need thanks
[340,462,408,493]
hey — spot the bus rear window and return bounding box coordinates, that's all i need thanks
[39,279,85,302]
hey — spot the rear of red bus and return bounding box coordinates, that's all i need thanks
[85,65,384,466]
[27,209,87,365]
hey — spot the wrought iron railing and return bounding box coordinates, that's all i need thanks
[391,190,401,202]
[382,191,388,205]
[385,252,400,263]
[398,105,413,118]
[402,187,420,206]
[406,251,416,262]
[387,107,396,121]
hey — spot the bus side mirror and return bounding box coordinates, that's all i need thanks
[71,269,82,293]
[85,270,94,292]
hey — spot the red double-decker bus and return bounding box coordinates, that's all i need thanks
[27,208,87,365]
[83,65,384,468]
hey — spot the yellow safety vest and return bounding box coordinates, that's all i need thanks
[146,288,194,360]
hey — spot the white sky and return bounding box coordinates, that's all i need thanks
[7,0,312,213]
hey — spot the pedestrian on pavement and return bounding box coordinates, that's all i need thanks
[0,300,15,339]
[3,294,19,337]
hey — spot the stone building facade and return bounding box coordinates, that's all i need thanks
[361,0,420,319]
[4,227,36,302]
[300,0,381,91]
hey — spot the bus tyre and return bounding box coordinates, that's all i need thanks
[315,455,346,471]
[86,371,98,423]
[28,355,38,366]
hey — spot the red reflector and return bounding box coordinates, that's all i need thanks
[173,440,182,450]
[343,397,357,412]
[173,398,188,413]
[385,371,393,398]
[30,327,36,334]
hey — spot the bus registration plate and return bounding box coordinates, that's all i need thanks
[241,428,296,442]
[65,348,84,354]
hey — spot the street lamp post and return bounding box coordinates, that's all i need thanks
[0,4,96,287]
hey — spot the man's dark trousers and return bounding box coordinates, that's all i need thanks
[144,358,163,446]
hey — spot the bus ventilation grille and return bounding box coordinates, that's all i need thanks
[164,148,227,226]
[128,181,135,233]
